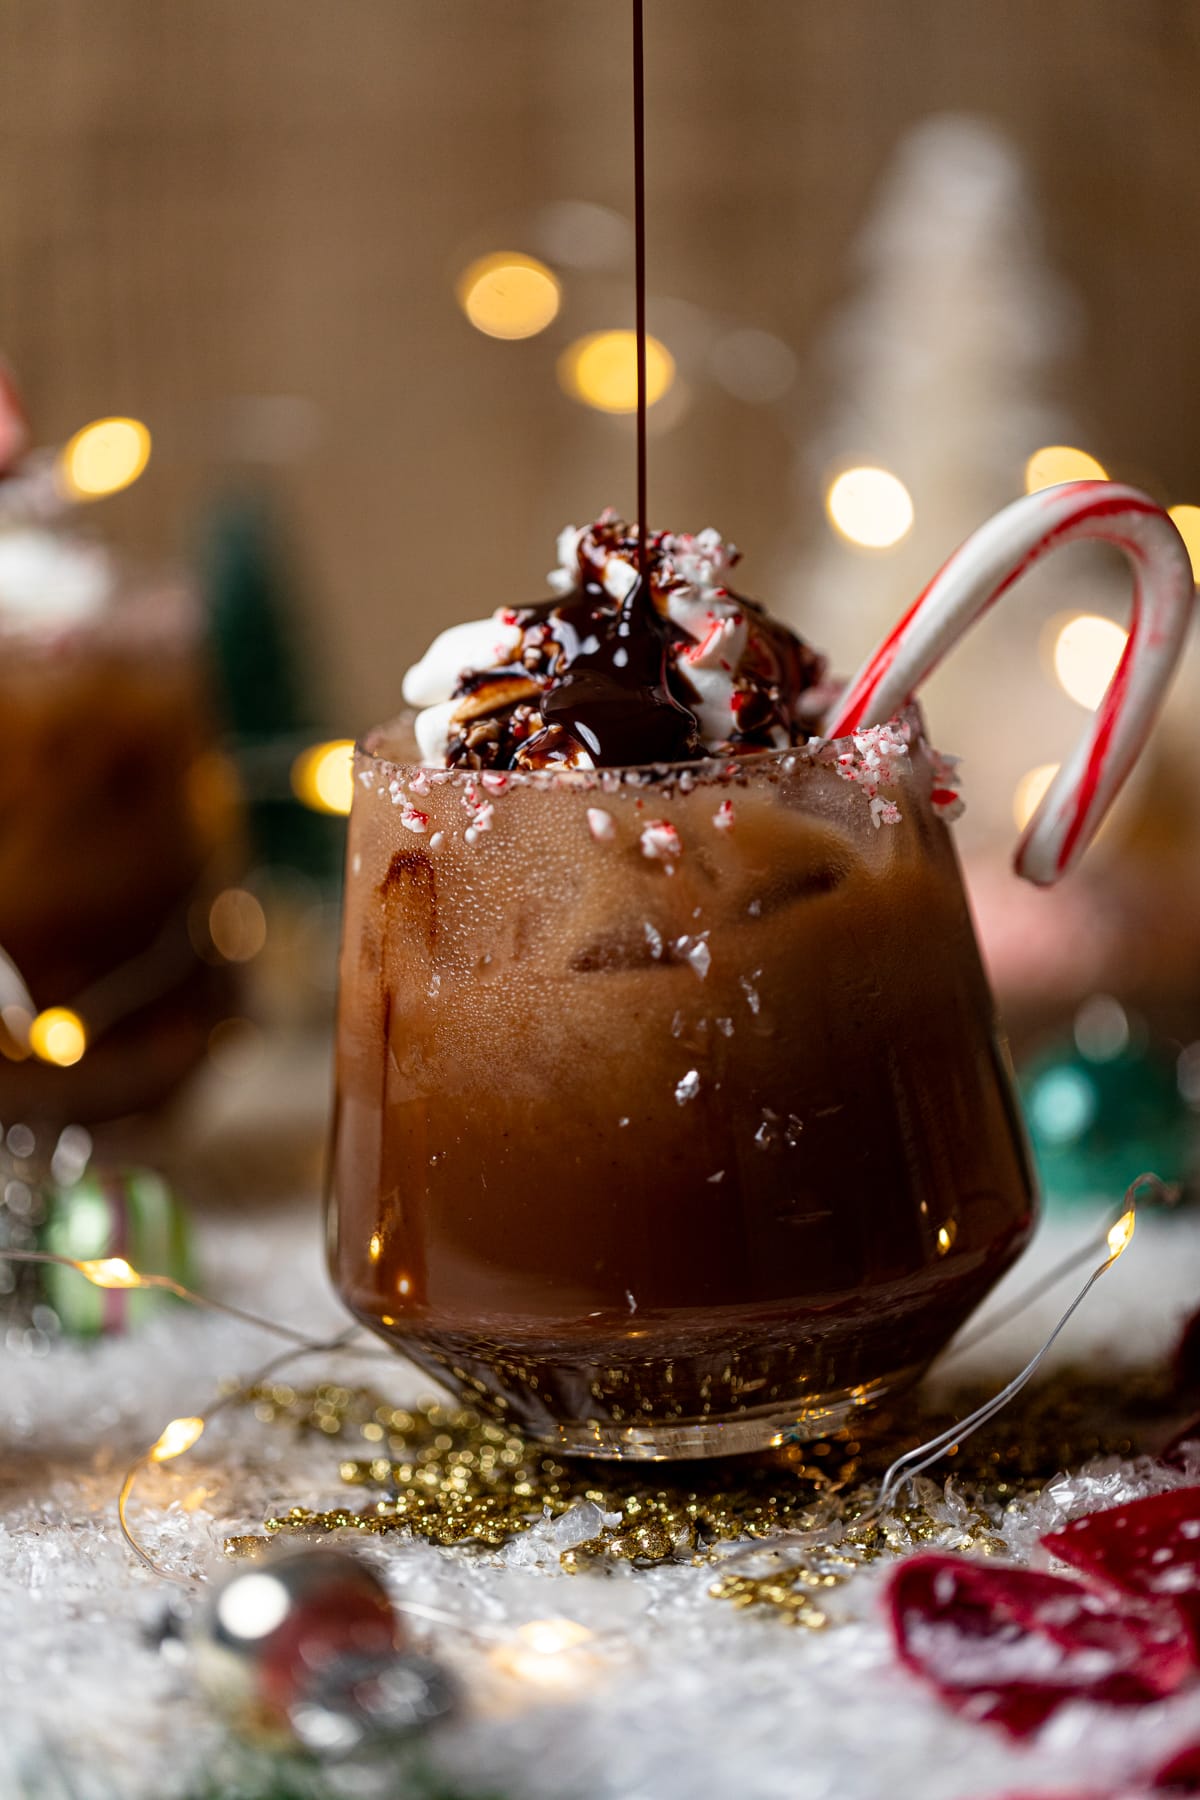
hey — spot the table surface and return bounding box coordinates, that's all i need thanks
[2,1034,1199,1800]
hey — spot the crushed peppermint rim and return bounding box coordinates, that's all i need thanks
[352,702,964,839]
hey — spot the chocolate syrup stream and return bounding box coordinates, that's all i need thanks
[633,0,648,588]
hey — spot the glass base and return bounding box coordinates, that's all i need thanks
[538,1372,910,1462]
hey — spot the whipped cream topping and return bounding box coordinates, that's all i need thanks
[0,527,114,634]
[403,514,825,770]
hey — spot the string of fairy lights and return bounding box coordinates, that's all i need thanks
[0,1181,1144,1596]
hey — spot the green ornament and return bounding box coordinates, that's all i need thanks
[1019,1008,1195,1209]
[39,1167,193,1335]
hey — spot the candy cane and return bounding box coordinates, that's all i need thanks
[826,482,1196,886]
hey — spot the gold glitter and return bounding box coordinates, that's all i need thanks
[225,1365,1181,1623]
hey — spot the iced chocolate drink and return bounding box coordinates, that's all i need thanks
[328,519,1035,1456]
[0,528,239,1122]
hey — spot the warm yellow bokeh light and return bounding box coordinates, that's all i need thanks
[491,1618,595,1687]
[59,417,151,500]
[1053,614,1128,711]
[1024,445,1108,495]
[557,330,675,414]
[458,253,561,341]
[150,1416,205,1463]
[1107,1209,1135,1259]
[825,467,914,550]
[1013,763,1060,832]
[1168,505,1200,583]
[516,1619,593,1656]
[208,889,268,963]
[291,739,355,816]
[29,1007,87,1067]
[79,1257,141,1290]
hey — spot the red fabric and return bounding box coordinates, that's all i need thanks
[1042,1489,1200,1654]
[888,1552,1194,1739]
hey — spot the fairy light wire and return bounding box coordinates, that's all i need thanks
[939,1174,1171,1362]
[723,1176,1150,1576]
[10,1178,1155,1594]
[118,1328,362,1582]
[870,1198,1137,1516]
[1,1248,335,1351]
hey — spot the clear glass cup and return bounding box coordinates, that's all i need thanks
[327,708,1035,1459]
[0,561,241,1123]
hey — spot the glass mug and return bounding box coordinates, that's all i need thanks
[0,565,239,1123]
[327,708,1034,1458]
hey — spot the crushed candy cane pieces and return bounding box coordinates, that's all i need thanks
[641,820,682,861]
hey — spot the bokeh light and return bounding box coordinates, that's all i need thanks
[59,417,151,500]
[28,1007,87,1067]
[709,328,797,404]
[1168,505,1200,583]
[458,253,561,341]
[1024,446,1108,495]
[1027,1063,1096,1143]
[825,467,914,549]
[491,1618,595,1688]
[208,889,268,963]
[557,330,675,414]
[291,739,355,815]
[1053,614,1128,710]
[1074,994,1130,1063]
[1013,762,1060,832]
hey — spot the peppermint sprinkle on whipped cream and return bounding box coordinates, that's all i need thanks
[402,512,827,770]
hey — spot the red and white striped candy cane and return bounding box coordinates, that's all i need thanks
[826,482,1196,886]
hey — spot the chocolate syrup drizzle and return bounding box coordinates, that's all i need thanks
[537,572,700,769]
[440,7,821,772]
[633,0,649,591]
[527,8,697,767]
